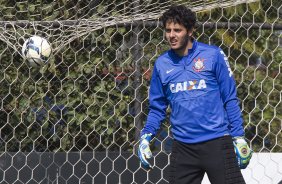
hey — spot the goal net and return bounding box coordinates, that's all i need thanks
[0,0,281,183]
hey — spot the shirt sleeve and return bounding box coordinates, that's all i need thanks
[213,48,245,137]
[141,64,168,137]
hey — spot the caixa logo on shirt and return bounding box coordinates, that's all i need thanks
[169,79,207,93]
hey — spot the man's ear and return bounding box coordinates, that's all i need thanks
[188,28,194,36]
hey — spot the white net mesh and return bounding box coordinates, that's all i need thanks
[0,0,260,54]
[0,0,281,183]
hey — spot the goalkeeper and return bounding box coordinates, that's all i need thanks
[138,4,252,184]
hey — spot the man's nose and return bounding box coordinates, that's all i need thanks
[169,31,175,38]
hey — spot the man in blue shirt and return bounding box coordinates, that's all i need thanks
[138,5,252,184]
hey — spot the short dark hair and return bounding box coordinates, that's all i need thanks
[161,5,196,31]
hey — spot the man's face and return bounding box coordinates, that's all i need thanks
[165,21,192,55]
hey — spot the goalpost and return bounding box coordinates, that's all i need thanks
[0,0,281,183]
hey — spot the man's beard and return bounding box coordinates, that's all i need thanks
[171,35,190,54]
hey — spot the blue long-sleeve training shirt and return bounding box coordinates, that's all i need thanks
[141,40,245,143]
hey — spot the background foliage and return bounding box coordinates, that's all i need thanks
[0,0,281,153]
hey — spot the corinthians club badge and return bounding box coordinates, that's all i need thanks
[193,58,205,72]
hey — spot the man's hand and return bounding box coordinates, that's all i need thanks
[138,133,153,169]
[233,137,253,169]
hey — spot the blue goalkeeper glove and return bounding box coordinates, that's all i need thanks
[233,137,253,169]
[138,133,153,169]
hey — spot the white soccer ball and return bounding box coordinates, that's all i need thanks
[22,36,52,67]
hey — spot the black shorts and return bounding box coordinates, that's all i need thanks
[169,135,246,184]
